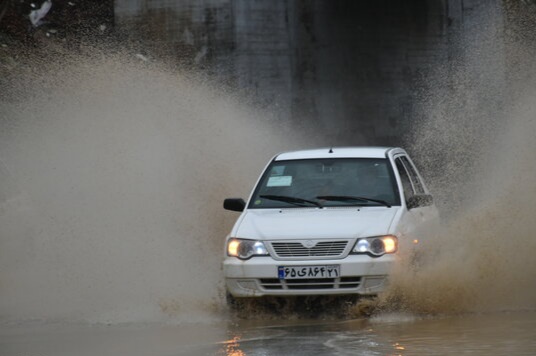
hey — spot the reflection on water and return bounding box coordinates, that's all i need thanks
[223,335,246,356]
[217,311,536,356]
[1,311,535,355]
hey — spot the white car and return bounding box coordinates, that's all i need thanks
[223,147,438,300]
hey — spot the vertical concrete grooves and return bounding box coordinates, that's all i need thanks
[114,1,502,143]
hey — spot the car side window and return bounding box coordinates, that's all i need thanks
[400,156,425,195]
[395,157,414,203]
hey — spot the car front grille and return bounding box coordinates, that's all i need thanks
[270,240,349,258]
[259,277,361,290]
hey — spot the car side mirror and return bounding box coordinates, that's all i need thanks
[224,198,246,212]
[407,194,434,210]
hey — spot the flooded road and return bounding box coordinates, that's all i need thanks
[2,14,536,354]
[2,311,535,355]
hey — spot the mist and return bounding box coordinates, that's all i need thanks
[377,9,536,315]
[0,54,313,323]
[2,5,536,325]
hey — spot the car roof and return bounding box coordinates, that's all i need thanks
[275,147,404,161]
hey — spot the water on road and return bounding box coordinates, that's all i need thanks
[2,311,535,355]
[2,21,536,354]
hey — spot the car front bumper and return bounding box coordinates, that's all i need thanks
[223,254,394,297]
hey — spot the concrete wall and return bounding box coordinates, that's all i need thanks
[289,1,451,143]
[115,0,503,145]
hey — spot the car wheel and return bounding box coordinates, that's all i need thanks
[225,292,242,311]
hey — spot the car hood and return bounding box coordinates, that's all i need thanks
[233,207,400,240]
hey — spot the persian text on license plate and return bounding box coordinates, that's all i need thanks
[278,265,340,280]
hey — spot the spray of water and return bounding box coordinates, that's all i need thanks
[0,52,311,324]
[3,7,536,324]
[374,9,536,315]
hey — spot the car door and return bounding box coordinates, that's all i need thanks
[393,154,439,247]
[401,155,438,222]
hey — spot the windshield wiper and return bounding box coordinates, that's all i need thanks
[316,195,391,208]
[260,195,323,208]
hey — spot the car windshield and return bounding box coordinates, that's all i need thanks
[249,158,401,208]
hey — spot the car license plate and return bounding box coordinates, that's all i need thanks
[278,265,340,280]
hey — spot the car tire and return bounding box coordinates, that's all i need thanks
[225,292,241,311]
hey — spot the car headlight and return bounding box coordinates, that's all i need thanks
[227,238,269,260]
[352,235,397,257]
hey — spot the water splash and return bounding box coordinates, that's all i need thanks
[377,10,536,315]
[0,52,306,323]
